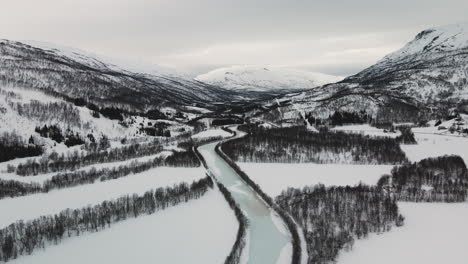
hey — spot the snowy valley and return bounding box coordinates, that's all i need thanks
[1,20,468,264]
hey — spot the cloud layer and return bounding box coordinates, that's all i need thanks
[1,0,467,76]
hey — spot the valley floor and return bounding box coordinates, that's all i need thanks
[336,202,468,264]
[0,167,206,228]
[6,189,238,264]
[238,127,468,264]
[240,163,393,197]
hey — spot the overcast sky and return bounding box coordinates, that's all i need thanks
[1,0,467,77]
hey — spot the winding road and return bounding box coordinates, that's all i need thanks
[197,131,292,264]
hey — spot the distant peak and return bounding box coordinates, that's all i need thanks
[195,65,343,92]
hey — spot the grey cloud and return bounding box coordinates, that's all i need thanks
[1,0,467,76]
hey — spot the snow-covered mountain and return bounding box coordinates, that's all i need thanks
[195,65,343,92]
[255,22,468,125]
[0,39,242,112]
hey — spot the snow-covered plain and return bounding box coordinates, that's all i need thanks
[402,128,468,163]
[0,152,171,184]
[332,124,401,138]
[7,189,238,264]
[0,167,205,228]
[240,163,393,197]
[192,128,232,140]
[239,126,468,264]
[336,202,468,264]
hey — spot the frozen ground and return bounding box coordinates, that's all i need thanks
[192,128,232,140]
[240,163,393,197]
[0,167,205,228]
[195,65,342,92]
[239,127,468,264]
[332,124,401,138]
[402,129,468,163]
[336,202,468,264]
[8,189,238,264]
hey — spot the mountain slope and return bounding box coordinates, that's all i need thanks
[196,65,342,92]
[0,39,244,112]
[259,22,468,124]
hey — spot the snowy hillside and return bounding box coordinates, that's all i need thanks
[252,22,468,125]
[380,22,468,62]
[196,65,343,92]
[0,39,272,114]
[22,40,181,77]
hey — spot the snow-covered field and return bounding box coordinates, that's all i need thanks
[0,167,205,228]
[0,152,172,183]
[240,163,393,197]
[192,128,232,140]
[402,129,468,163]
[239,128,468,264]
[7,189,238,264]
[332,124,401,138]
[336,202,468,264]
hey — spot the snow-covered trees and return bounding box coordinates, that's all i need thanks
[0,177,213,262]
[276,184,404,264]
[15,141,165,176]
[378,155,468,202]
[10,101,81,128]
[223,125,408,164]
[396,126,417,144]
[0,132,43,162]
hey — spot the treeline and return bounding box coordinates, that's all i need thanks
[0,132,43,163]
[215,134,302,264]
[378,155,468,202]
[14,141,165,176]
[217,182,249,264]
[396,126,417,144]
[276,184,404,264]
[224,125,408,164]
[35,125,84,147]
[0,180,42,199]
[212,118,244,126]
[0,177,213,262]
[306,110,370,126]
[177,134,232,151]
[1,150,200,200]
[9,100,82,128]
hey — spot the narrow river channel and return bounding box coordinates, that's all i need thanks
[197,138,291,264]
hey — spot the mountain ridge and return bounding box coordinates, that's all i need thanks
[253,22,468,125]
[195,65,343,92]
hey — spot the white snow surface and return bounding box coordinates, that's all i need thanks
[332,124,401,138]
[8,189,238,264]
[20,40,181,77]
[0,152,171,184]
[336,202,468,264]
[381,22,468,62]
[196,65,343,92]
[240,163,393,197]
[192,129,232,140]
[0,167,205,228]
[402,128,468,163]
